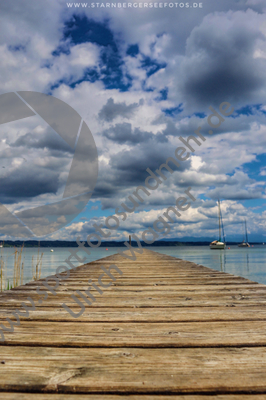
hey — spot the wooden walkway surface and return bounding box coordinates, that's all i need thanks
[1,248,266,399]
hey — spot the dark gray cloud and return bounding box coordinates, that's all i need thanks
[208,187,263,201]
[179,10,266,108]
[98,98,140,122]
[102,122,153,144]
[0,165,60,203]
[110,143,182,183]
[0,203,33,237]
[102,122,169,145]
[10,130,73,153]
[16,192,92,237]
[88,135,191,210]
[18,91,81,149]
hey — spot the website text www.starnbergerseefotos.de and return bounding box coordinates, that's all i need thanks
[0,101,233,340]
[66,2,203,9]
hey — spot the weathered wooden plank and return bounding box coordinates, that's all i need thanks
[2,306,266,322]
[3,290,266,305]
[1,395,266,400]
[0,394,265,400]
[1,291,266,308]
[11,284,265,293]
[13,277,257,287]
[0,300,265,309]
[1,321,266,347]
[3,284,266,300]
[63,274,250,280]
[0,347,266,393]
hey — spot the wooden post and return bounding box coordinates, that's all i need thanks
[129,235,131,246]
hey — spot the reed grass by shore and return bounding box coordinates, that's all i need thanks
[0,243,44,291]
[32,246,43,281]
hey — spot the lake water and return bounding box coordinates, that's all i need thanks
[0,246,119,290]
[1,244,266,289]
[148,245,266,285]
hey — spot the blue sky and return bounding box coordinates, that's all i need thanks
[0,0,266,241]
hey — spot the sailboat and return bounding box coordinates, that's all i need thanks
[238,220,250,248]
[210,200,226,249]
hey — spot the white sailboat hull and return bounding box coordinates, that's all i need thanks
[210,241,226,249]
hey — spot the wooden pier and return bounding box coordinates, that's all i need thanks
[1,248,266,399]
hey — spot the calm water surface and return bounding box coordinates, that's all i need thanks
[0,246,119,289]
[1,245,266,288]
[148,245,266,285]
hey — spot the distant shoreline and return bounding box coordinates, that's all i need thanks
[0,240,264,248]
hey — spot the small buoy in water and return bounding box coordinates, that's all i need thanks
[50,249,54,252]
[228,247,230,249]
[106,248,108,251]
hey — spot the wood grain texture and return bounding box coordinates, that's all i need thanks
[1,395,266,400]
[0,249,266,398]
[2,306,266,322]
[1,320,266,347]
[0,347,266,393]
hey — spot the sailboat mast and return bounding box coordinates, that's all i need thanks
[218,200,221,241]
[245,220,248,243]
